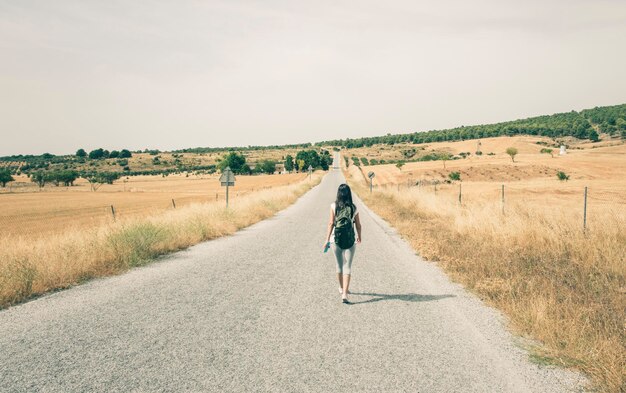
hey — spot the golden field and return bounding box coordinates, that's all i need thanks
[344,137,625,392]
[0,173,322,309]
[0,172,308,238]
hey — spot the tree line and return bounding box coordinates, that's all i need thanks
[217,149,333,175]
[315,104,626,149]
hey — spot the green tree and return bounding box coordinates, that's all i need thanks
[284,155,294,172]
[30,171,49,188]
[61,170,79,186]
[588,129,599,142]
[85,172,120,191]
[297,159,305,172]
[0,169,14,187]
[119,149,132,158]
[88,148,105,160]
[396,160,405,170]
[506,147,518,162]
[557,171,570,181]
[295,150,321,171]
[218,152,247,174]
[109,150,120,158]
[76,149,87,158]
[258,160,277,174]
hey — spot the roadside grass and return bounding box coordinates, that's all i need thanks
[346,169,625,392]
[0,175,321,308]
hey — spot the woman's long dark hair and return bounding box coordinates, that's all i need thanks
[335,184,354,211]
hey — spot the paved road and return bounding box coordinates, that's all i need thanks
[0,156,584,392]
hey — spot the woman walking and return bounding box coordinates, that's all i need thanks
[324,184,362,304]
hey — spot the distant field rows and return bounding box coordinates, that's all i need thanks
[0,172,308,238]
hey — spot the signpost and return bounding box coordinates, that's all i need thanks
[308,165,313,180]
[368,171,375,193]
[219,166,236,207]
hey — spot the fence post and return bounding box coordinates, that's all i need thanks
[216,192,218,201]
[583,186,588,232]
[458,183,462,205]
[501,184,505,214]
[172,199,176,209]
[110,205,116,222]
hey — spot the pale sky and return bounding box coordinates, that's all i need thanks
[1,0,625,156]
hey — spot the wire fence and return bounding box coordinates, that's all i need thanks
[377,180,626,232]
[0,189,257,239]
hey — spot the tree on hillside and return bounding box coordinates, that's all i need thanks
[588,129,600,142]
[0,169,14,187]
[76,149,87,158]
[89,148,105,160]
[284,155,294,172]
[218,152,247,174]
[119,149,132,158]
[506,147,518,162]
[109,150,120,158]
[440,152,452,169]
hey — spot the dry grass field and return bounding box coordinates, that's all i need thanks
[0,173,322,309]
[0,172,308,238]
[345,138,625,392]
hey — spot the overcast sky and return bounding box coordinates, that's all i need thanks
[1,0,625,156]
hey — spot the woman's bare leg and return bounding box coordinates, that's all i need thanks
[342,274,351,297]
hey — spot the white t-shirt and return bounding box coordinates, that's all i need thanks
[330,202,358,242]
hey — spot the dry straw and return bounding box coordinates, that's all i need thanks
[0,175,321,309]
[346,167,625,393]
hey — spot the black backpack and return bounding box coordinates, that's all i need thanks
[334,203,356,249]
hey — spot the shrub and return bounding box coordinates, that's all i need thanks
[557,171,570,181]
[448,171,461,181]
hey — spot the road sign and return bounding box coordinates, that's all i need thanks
[368,171,375,179]
[219,167,236,207]
[219,167,236,183]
